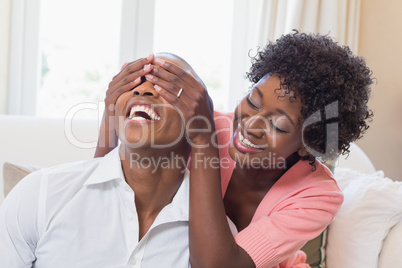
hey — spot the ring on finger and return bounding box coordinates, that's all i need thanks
[177,88,183,98]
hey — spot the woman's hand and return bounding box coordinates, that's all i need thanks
[143,57,256,267]
[94,54,154,157]
[105,54,155,116]
[144,58,215,146]
[146,58,254,267]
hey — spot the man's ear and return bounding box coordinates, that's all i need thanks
[297,147,308,157]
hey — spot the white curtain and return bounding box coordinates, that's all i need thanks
[253,0,362,53]
[225,0,362,111]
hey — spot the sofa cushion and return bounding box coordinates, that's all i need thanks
[3,162,40,197]
[301,229,327,268]
[379,220,402,267]
[326,168,402,268]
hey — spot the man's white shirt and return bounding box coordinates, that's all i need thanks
[0,147,190,267]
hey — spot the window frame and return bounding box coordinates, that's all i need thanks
[8,0,155,116]
[8,0,41,115]
[8,0,250,116]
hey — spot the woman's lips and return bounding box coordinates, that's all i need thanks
[233,128,265,154]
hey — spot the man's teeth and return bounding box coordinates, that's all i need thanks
[129,105,160,120]
[239,132,262,149]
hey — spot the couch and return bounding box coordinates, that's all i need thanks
[1,115,401,267]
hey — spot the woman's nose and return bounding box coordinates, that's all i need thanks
[243,115,268,139]
[132,81,160,98]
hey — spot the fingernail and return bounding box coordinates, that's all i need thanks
[143,64,151,71]
[145,74,154,80]
[121,63,128,71]
[154,85,162,91]
[187,71,196,79]
[156,58,165,66]
[147,53,154,60]
[134,77,141,84]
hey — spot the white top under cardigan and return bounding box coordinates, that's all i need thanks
[0,147,190,268]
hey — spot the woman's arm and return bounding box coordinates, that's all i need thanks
[145,59,255,268]
[94,54,154,157]
[94,111,119,158]
[188,145,255,268]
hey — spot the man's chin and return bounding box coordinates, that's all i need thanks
[117,134,151,150]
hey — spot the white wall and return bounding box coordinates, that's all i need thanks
[0,0,11,114]
[356,0,402,181]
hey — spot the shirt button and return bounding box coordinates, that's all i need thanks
[128,216,134,222]
[130,258,137,265]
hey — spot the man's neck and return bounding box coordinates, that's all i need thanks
[119,145,189,240]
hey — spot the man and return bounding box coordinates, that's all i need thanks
[0,53,195,267]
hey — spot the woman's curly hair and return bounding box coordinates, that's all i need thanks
[247,30,374,161]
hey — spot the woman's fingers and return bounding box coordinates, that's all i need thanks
[106,54,154,104]
[146,74,192,113]
[144,59,215,144]
[147,65,201,100]
[153,84,189,115]
[106,77,141,102]
[112,55,149,80]
[111,54,154,86]
[109,70,143,94]
[144,72,184,98]
[124,53,154,74]
[120,62,129,71]
[155,58,201,87]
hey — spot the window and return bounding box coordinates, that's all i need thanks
[153,0,233,111]
[37,0,122,118]
[9,0,250,118]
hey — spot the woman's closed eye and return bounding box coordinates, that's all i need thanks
[270,119,289,133]
[246,96,259,110]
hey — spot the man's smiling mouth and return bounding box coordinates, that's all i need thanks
[128,105,161,121]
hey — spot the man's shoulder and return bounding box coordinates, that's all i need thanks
[8,157,101,197]
[18,158,105,220]
[39,157,103,194]
[8,159,98,204]
[43,157,101,178]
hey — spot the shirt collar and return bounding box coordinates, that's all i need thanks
[147,169,190,226]
[84,146,124,186]
[84,146,190,221]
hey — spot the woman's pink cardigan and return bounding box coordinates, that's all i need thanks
[214,111,344,268]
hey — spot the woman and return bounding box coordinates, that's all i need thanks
[96,32,373,267]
